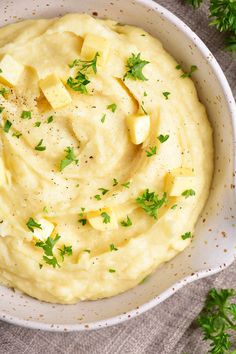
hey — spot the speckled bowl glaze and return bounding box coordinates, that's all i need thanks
[0,0,235,332]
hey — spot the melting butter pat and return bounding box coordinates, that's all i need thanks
[0,54,24,86]
[39,74,72,109]
[126,114,150,145]
[81,34,109,64]
[165,168,196,196]
[33,218,55,241]
[87,208,118,231]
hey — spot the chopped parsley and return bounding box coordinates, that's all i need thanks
[58,245,73,261]
[158,134,169,143]
[107,103,117,112]
[60,147,78,171]
[120,216,132,227]
[109,268,116,273]
[181,65,198,78]
[121,181,130,188]
[43,206,49,213]
[98,188,109,195]
[94,194,101,201]
[141,102,148,115]
[26,217,42,233]
[181,231,192,240]
[110,243,118,251]
[101,114,106,123]
[79,218,87,226]
[146,146,157,157]
[175,64,182,70]
[69,53,99,74]
[0,87,8,97]
[0,106,4,114]
[144,91,148,96]
[47,115,54,123]
[162,91,171,100]
[21,110,32,119]
[12,131,22,139]
[34,121,41,127]
[35,139,46,151]
[136,189,167,219]
[3,120,12,133]
[35,234,61,268]
[113,178,118,186]
[171,204,178,210]
[124,53,149,81]
[84,249,91,253]
[182,189,196,198]
[101,212,111,224]
[67,72,90,94]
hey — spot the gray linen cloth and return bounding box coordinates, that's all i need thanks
[0,1,235,353]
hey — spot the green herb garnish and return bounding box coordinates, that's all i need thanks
[47,115,54,123]
[12,131,22,139]
[26,217,42,233]
[181,65,198,78]
[21,110,32,119]
[101,114,106,123]
[98,188,109,195]
[79,218,87,226]
[69,53,99,74]
[0,106,4,113]
[109,268,116,273]
[110,244,118,251]
[181,231,192,240]
[171,204,178,210]
[67,72,90,94]
[35,139,46,151]
[136,189,167,219]
[182,189,196,198]
[35,234,61,268]
[60,147,78,171]
[35,122,41,127]
[162,91,171,100]
[124,53,149,81]
[107,103,117,112]
[94,194,101,201]
[146,146,157,157]
[3,120,12,133]
[0,87,9,97]
[176,64,182,70]
[113,178,118,186]
[101,212,111,224]
[158,134,169,143]
[197,288,236,353]
[58,245,72,261]
[120,216,132,227]
[121,181,130,188]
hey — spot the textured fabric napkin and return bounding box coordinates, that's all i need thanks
[0,1,235,353]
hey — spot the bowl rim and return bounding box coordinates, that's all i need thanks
[1,0,236,332]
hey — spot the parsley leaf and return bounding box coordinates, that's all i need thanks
[197,288,236,354]
[124,53,149,81]
[101,114,106,123]
[12,131,22,139]
[176,64,182,70]
[35,139,46,151]
[94,194,102,201]
[21,110,32,119]
[146,146,157,157]
[67,72,90,94]
[181,65,198,78]
[60,147,78,171]
[136,189,167,219]
[109,268,116,273]
[69,53,99,74]
[158,134,169,143]
[110,243,118,251]
[35,121,41,127]
[120,216,132,227]
[107,103,117,112]
[58,245,72,261]
[162,91,171,100]
[0,106,4,114]
[47,115,54,123]
[3,120,12,133]
[171,204,178,210]
[26,217,42,233]
[35,234,61,268]
[79,218,87,225]
[182,189,196,198]
[181,231,192,240]
[113,178,118,186]
[98,188,109,195]
[0,87,9,97]
[101,212,111,224]
[121,181,130,188]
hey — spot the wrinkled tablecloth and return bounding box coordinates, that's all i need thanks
[1,1,236,353]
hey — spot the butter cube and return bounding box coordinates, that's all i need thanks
[126,114,150,145]
[165,168,196,196]
[39,74,72,109]
[0,54,24,86]
[87,208,118,231]
[33,218,55,241]
[81,34,109,65]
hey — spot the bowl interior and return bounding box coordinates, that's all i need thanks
[0,0,235,331]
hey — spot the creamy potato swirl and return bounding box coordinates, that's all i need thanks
[0,14,213,303]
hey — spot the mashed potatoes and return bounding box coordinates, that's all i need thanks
[0,14,213,304]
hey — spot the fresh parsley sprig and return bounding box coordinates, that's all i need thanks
[136,189,167,219]
[197,288,236,353]
[124,53,149,81]
[185,0,236,52]
[60,147,78,171]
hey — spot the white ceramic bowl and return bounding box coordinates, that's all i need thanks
[0,0,235,331]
